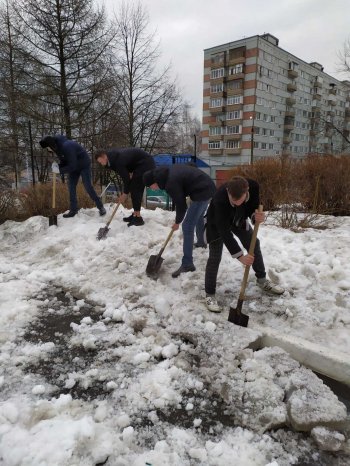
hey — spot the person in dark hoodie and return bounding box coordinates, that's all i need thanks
[143,164,216,278]
[204,175,284,313]
[95,148,155,226]
[39,135,106,218]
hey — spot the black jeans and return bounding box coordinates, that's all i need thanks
[68,166,103,212]
[205,225,266,296]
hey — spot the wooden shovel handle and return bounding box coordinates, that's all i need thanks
[105,202,121,228]
[52,173,56,209]
[238,205,263,300]
[158,229,174,257]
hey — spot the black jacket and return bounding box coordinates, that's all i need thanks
[206,179,260,257]
[152,165,216,224]
[106,148,155,194]
[47,135,91,174]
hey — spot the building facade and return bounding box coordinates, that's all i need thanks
[202,33,350,171]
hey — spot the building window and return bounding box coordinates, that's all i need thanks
[261,142,267,150]
[269,143,274,150]
[227,95,243,105]
[209,126,223,136]
[211,68,224,79]
[256,112,261,120]
[270,129,275,136]
[211,52,225,66]
[254,141,259,149]
[226,140,241,149]
[209,141,222,149]
[227,79,243,90]
[210,83,224,93]
[229,63,243,75]
[226,125,241,134]
[262,128,268,136]
[227,110,241,120]
[210,98,222,108]
[254,127,260,135]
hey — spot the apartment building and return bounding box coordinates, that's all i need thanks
[202,33,350,170]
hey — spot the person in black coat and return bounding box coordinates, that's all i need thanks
[39,135,105,218]
[204,176,284,313]
[143,164,216,277]
[95,148,155,226]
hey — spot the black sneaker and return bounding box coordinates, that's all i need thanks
[171,264,196,278]
[127,216,145,227]
[194,242,207,249]
[63,210,78,218]
[123,214,134,223]
[99,207,106,216]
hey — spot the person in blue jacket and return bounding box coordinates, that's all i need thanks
[39,135,106,218]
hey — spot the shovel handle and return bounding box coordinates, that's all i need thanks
[52,172,56,209]
[105,201,121,228]
[238,204,263,300]
[157,229,174,258]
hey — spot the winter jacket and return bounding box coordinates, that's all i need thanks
[46,135,91,174]
[206,179,260,257]
[106,148,155,194]
[152,165,216,224]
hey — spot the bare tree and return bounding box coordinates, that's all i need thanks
[113,1,183,153]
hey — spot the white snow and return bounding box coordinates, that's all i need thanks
[0,206,349,465]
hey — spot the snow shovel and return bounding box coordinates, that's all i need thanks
[49,162,59,227]
[146,229,174,278]
[97,201,121,240]
[228,205,263,328]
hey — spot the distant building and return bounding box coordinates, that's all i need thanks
[202,33,350,175]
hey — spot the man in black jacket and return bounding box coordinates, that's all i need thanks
[95,148,155,226]
[39,135,106,218]
[204,176,284,313]
[143,164,216,277]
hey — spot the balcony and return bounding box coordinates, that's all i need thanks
[329,88,337,95]
[313,93,322,101]
[345,109,350,121]
[285,109,295,118]
[286,97,296,106]
[209,105,225,114]
[310,129,318,136]
[225,148,241,155]
[327,110,335,117]
[283,136,292,144]
[227,72,244,81]
[314,77,323,87]
[208,149,223,156]
[287,82,297,92]
[288,69,298,79]
[328,98,337,106]
[228,47,245,64]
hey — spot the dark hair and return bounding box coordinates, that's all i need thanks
[226,176,249,199]
[94,149,107,161]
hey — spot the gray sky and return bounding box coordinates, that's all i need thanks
[105,0,350,118]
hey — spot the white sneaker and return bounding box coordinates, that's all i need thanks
[205,296,221,313]
[257,278,285,295]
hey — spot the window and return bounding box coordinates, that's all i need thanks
[226,125,241,134]
[226,140,241,149]
[209,126,223,136]
[211,68,224,79]
[269,143,274,150]
[254,141,259,149]
[270,129,275,136]
[209,141,222,149]
[229,63,243,75]
[227,95,243,105]
[227,110,241,120]
[210,98,222,108]
[261,142,267,150]
[256,112,261,120]
[227,79,243,90]
[270,116,276,123]
[262,128,268,136]
[211,52,225,66]
[254,127,260,135]
[210,83,224,93]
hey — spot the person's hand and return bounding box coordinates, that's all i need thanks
[254,209,265,224]
[118,193,127,204]
[171,223,180,231]
[238,253,254,266]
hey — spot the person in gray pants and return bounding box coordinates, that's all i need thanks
[204,176,284,313]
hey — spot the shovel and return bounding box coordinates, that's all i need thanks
[228,205,263,327]
[49,162,59,227]
[146,229,174,278]
[97,201,121,240]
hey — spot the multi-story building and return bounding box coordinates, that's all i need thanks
[201,33,350,172]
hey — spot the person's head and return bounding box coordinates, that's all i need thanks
[226,176,249,206]
[143,170,159,190]
[39,136,57,154]
[95,150,108,166]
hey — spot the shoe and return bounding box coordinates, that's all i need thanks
[99,207,106,216]
[205,296,221,313]
[127,216,145,227]
[171,264,196,278]
[257,278,285,295]
[63,210,78,218]
[194,242,207,249]
[123,214,134,222]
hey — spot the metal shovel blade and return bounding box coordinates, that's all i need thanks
[228,299,249,327]
[49,214,57,227]
[146,254,164,278]
[97,226,110,240]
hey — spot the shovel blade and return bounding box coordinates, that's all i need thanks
[49,215,57,227]
[97,226,110,240]
[228,299,249,327]
[146,254,164,277]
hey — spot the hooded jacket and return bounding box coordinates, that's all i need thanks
[206,179,260,257]
[106,148,155,194]
[40,135,91,174]
[151,165,216,224]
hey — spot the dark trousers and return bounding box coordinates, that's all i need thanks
[205,226,266,295]
[130,158,156,212]
[68,166,103,212]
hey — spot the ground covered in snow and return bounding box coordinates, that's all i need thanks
[0,205,349,465]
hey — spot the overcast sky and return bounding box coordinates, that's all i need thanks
[104,0,350,118]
